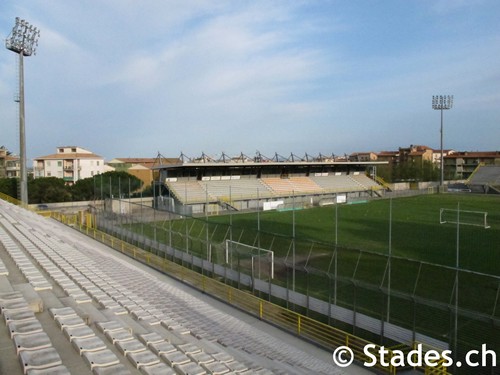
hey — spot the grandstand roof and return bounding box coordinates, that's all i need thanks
[152,152,388,170]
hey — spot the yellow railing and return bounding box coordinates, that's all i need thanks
[375,176,392,191]
[0,195,454,374]
[51,211,456,374]
[0,191,26,207]
[50,211,402,373]
[465,162,485,184]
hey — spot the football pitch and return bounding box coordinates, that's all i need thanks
[126,193,500,352]
[204,193,499,275]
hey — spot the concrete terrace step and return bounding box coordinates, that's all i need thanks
[0,198,346,375]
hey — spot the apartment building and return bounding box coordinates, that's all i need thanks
[33,146,104,184]
[0,147,20,178]
[444,151,500,179]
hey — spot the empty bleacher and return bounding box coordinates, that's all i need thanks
[166,173,381,205]
[0,199,342,375]
[467,165,500,193]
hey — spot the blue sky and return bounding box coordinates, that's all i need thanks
[1,1,499,161]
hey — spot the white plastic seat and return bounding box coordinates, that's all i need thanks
[188,351,214,365]
[104,328,134,344]
[95,320,125,333]
[55,315,86,330]
[63,325,95,342]
[82,348,120,370]
[1,300,29,314]
[116,338,147,355]
[0,291,22,302]
[160,351,190,367]
[49,307,77,320]
[92,363,131,375]
[126,349,160,369]
[137,332,164,346]
[19,347,63,373]
[8,320,44,338]
[71,336,107,355]
[3,308,36,324]
[177,343,202,355]
[148,341,177,356]
[13,332,52,355]
[226,360,249,372]
[174,362,207,375]
[201,361,231,375]
[139,362,176,375]
[211,352,233,363]
[24,364,71,375]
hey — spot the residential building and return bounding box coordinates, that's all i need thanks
[444,151,500,180]
[5,154,21,178]
[107,157,179,190]
[0,147,6,178]
[349,152,378,162]
[0,147,20,178]
[376,150,399,166]
[399,145,434,165]
[33,146,104,185]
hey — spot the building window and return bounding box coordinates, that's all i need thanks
[58,161,62,167]
[47,161,51,166]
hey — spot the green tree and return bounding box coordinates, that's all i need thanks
[80,171,143,200]
[0,177,18,198]
[28,177,71,204]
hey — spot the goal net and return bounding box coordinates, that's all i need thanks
[225,240,274,279]
[439,208,490,229]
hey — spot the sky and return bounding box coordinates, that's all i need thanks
[1,1,499,162]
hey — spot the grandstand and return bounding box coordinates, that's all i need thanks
[154,152,386,212]
[0,198,351,374]
[466,165,500,194]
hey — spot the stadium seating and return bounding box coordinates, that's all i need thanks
[166,173,381,205]
[467,165,500,192]
[0,198,340,375]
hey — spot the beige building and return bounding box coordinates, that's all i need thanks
[107,157,179,191]
[444,151,500,179]
[0,147,20,178]
[33,146,104,185]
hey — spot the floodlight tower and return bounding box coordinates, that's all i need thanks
[432,95,453,190]
[5,17,40,205]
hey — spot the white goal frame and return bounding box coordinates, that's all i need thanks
[439,208,490,229]
[225,239,274,279]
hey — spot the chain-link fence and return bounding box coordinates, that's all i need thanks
[91,189,499,374]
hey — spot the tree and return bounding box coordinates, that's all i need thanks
[0,177,18,198]
[76,171,143,200]
[28,177,71,204]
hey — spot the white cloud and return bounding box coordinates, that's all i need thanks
[0,0,499,160]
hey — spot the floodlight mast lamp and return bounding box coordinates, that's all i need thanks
[5,17,40,205]
[432,95,453,190]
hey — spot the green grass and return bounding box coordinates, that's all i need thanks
[206,194,500,274]
[123,193,500,354]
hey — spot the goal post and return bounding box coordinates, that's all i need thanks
[439,208,490,229]
[225,239,274,279]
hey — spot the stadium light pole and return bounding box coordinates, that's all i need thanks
[432,95,453,191]
[5,17,40,205]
